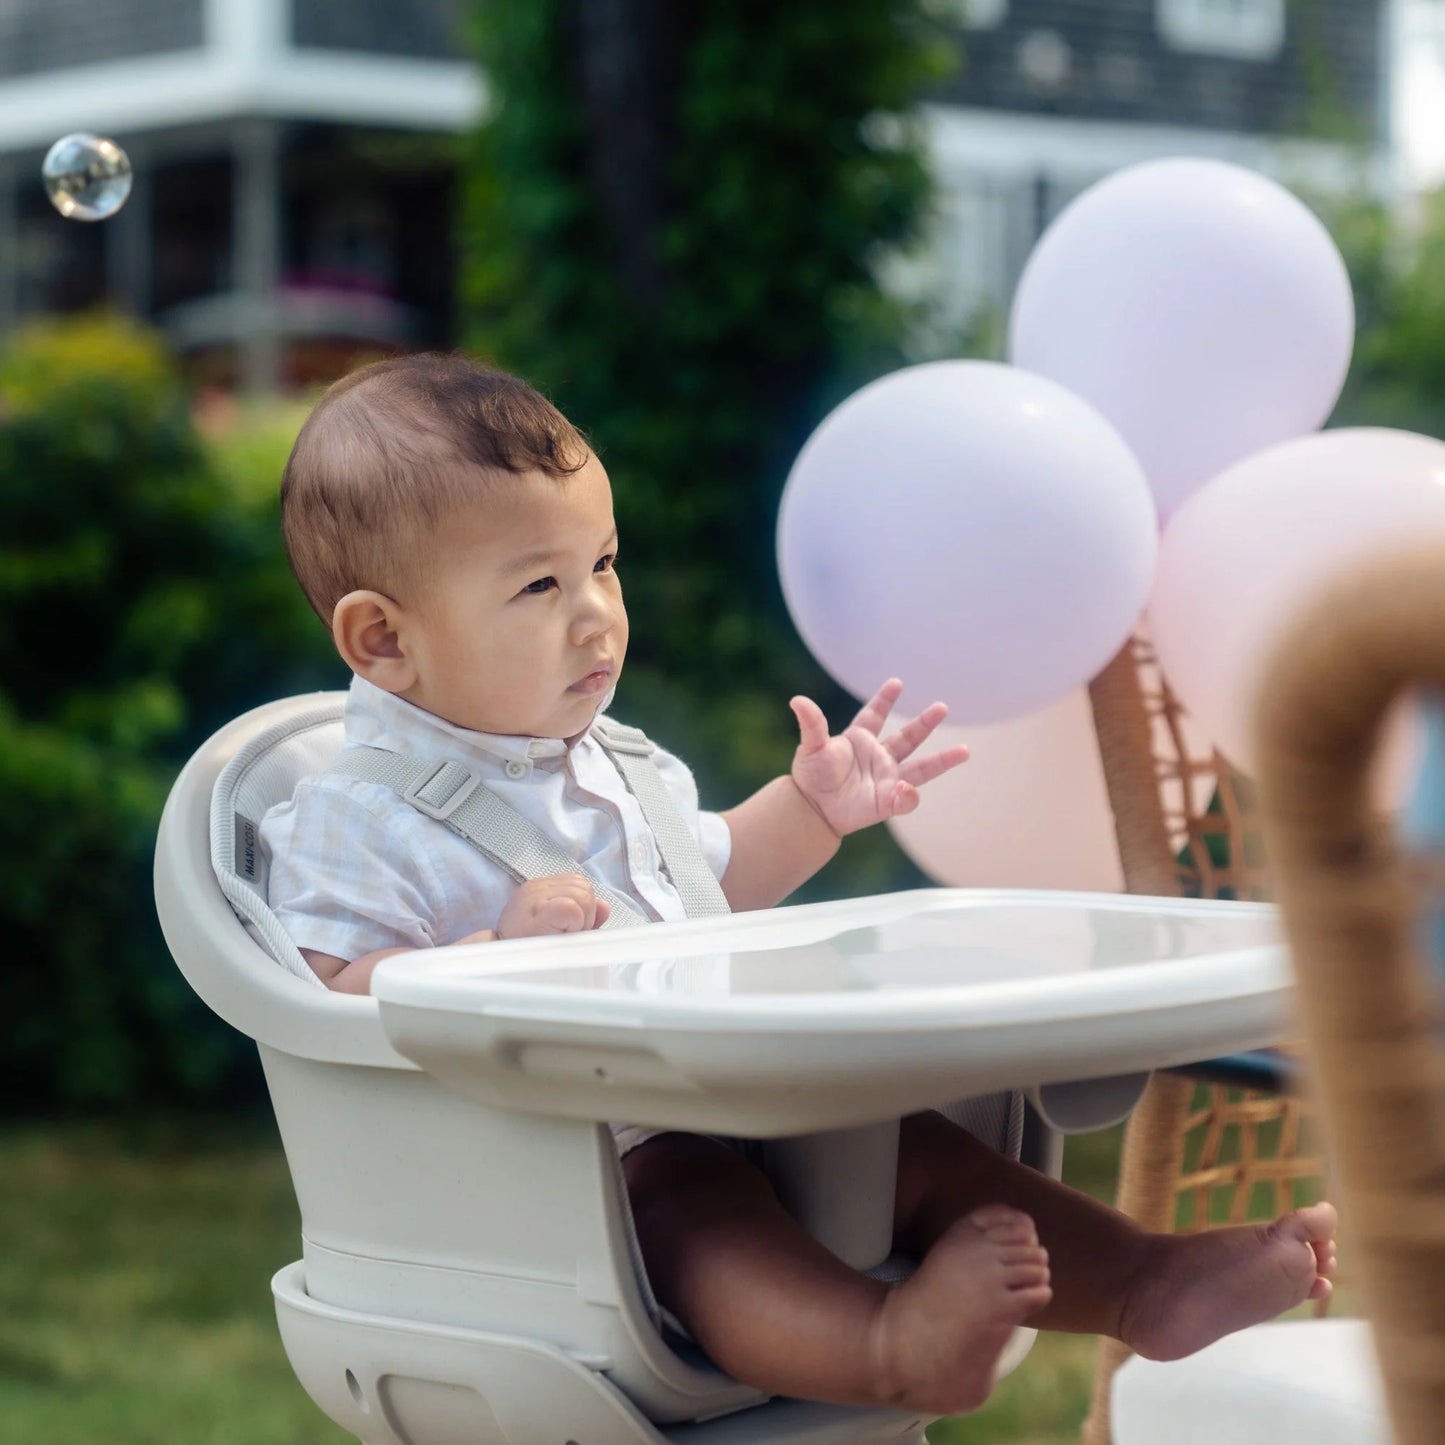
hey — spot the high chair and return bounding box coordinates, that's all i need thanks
[156,691,1293,1445]
[155,692,1055,1445]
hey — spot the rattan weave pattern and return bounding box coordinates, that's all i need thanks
[1079,637,1333,1445]
[1138,635,1330,1251]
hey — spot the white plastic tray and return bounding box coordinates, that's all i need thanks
[373,888,1287,1137]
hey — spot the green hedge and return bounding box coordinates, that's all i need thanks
[0,317,338,1110]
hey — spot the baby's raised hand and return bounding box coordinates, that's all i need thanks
[790,678,969,838]
[497,874,611,939]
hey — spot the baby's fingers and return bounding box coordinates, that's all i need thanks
[790,695,831,754]
[540,895,588,933]
[890,780,920,817]
[885,700,949,762]
[851,678,904,737]
[900,742,970,789]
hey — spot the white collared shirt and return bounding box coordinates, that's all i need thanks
[260,676,732,961]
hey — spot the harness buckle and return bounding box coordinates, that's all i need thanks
[403,760,482,820]
[593,718,654,756]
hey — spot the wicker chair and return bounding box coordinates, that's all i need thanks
[1078,639,1335,1445]
[1255,546,1445,1445]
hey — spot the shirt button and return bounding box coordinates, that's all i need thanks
[505,760,527,779]
[631,839,649,868]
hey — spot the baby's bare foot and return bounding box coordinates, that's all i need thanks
[871,1205,1052,1416]
[1121,1201,1338,1362]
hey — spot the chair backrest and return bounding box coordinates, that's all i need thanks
[154,691,407,1067]
[210,696,345,986]
[1257,544,1445,1445]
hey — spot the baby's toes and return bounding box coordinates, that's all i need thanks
[996,1237,1050,1268]
[1002,1247,1051,1289]
[1268,1203,1336,1258]
[968,1205,1038,1249]
[1295,1201,1338,1246]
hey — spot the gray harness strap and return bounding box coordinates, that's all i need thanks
[328,722,729,929]
[590,718,730,919]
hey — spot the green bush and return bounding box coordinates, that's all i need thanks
[0,316,336,1110]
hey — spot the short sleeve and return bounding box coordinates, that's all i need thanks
[259,779,443,960]
[649,742,732,882]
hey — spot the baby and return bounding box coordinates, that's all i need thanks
[262,353,1336,1417]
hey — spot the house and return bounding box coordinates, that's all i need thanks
[0,0,477,389]
[0,0,1393,387]
[911,0,1393,338]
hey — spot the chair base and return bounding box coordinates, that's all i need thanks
[273,1261,932,1445]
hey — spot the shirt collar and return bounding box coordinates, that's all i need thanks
[344,675,588,768]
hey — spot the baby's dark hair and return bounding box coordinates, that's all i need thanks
[281,353,589,625]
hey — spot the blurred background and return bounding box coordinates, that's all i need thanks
[1,2,1442,1441]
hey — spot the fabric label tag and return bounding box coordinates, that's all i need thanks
[234,815,268,893]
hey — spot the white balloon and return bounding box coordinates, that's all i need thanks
[1010,157,1354,520]
[777,361,1157,725]
[888,700,1124,892]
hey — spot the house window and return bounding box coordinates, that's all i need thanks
[1157,0,1285,60]
[924,0,1008,29]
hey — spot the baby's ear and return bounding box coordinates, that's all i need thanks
[332,589,416,693]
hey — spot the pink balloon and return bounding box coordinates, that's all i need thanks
[888,697,1124,892]
[1149,429,1445,773]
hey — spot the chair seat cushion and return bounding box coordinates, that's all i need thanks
[1111,1319,1389,1445]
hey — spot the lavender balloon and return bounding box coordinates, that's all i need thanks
[777,361,1158,725]
[1010,158,1354,520]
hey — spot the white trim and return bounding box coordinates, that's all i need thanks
[1157,0,1286,61]
[251,52,485,130]
[0,50,485,155]
[920,101,1389,195]
[1395,0,1445,189]
[206,0,286,65]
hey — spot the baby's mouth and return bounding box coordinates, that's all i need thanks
[570,664,614,696]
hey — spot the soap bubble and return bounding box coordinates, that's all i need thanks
[42,133,132,221]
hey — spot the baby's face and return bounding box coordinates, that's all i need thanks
[400,451,628,739]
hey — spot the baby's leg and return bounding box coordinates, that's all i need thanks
[895,1110,1336,1359]
[624,1132,1050,1415]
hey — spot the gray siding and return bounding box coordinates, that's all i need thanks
[290,0,461,61]
[933,0,1384,139]
[0,0,204,78]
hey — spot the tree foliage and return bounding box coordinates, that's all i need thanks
[460,2,952,863]
[1331,189,1445,438]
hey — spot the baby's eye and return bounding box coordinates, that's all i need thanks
[521,576,556,595]
[594,553,617,573]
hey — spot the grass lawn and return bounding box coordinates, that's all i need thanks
[0,1115,1129,1445]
